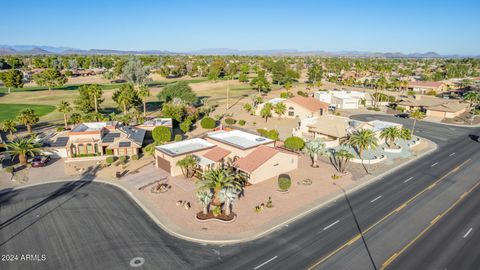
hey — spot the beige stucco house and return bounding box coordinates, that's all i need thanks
[256,96,329,119]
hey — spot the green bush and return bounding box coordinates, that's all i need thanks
[200,117,216,129]
[212,206,222,216]
[4,166,14,175]
[224,118,236,125]
[278,175,291,191]
[284,136,305,151]
[238,120,246,126]
[105,149,113,155]
[106,156,116,164]
[152,126,172,143]
[297,91,308,97]
[131,154,139,160]
[257,128,279,140]
[426,90,437,96]
[373,107,381,111]
[119,156,128,163]
[180,119,192,133]
[174,134,183,141]
[56,126,65,132]
[280,92,289,98]
[396,106,406,112]
[143,143,157,156]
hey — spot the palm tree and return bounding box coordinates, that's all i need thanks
[89,84,103,113]
[197,168,242,206]
[273,102,287,119]
[399,128,412,141]
[196,190,213,215]
[334,149,354,173]
[463,91,479,108]
[137,84,150,117]
[347,129,378,173]
[16,109,39,134]
[57,100,72,129]
[6,136,42,165]
[302,139,328,168]
[260,103,273,122]
[379,126,400,147]
[1,120,17,137]
[219,187,238,216]
[410,110,425,134]
[176,155,197,178]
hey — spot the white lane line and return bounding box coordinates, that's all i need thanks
[431,162,439,167]
[254,256,278,269]
[404,177,414,183]
[370,195,383,204]
[323,220,340,231]
[463,228,473,238]
[449,152,456,157]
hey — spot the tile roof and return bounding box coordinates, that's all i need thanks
[427,102,469,112]
[306,115,350,138]
[408,81,444,88]
[288,96,329,112]
[234,145,279,173]
[202,146,231,162]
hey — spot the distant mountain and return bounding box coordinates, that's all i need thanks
[0,44,477,58]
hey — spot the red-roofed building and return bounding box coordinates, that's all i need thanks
[408,81,447,94]
[202,146,231,162]
[255,96,329,119]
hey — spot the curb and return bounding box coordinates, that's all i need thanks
[4,139,438,245]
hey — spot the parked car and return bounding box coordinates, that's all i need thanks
[395,113,410,118]
[31,155,50,167]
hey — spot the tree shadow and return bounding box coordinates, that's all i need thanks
[468,134,479,142]
[0,164,102,247]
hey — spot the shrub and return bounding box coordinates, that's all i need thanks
[280,92,289,98]
[118,156,128,165]
[131,154,139,160]
[278,174,291,191]
[238,120,246,126]
[257,128,279,140]
[56,126,65,132]
[4,166,14,175]
[212,206,222,216]
[106,156,116,164]
[426,90,437,96]
[105,149,114,155]
[174,134,183,141]
[396,106,406,112]
[224,118,236,125]
[152,126,172,143]
[373,107,381,111]
[284,136,305,151]
[143,143,157,156]
[297,91,308,97]
[367,107,374,110]
[200,117,216,129]
[180,119,192,133]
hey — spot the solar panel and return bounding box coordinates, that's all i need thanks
[119,141,131,147]
[102,132,120,142]
[51,137,69,147]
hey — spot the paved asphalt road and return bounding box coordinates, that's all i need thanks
[388,181,480,270]
[0,114,479,270]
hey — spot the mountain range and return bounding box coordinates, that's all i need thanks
[0,45,477,58]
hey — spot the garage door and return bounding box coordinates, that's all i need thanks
[156,157,171,173]
[44,149,68,158]
[342,101,358,109]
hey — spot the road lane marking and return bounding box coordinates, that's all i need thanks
[307,158,472,270]
[323,220,340,231]
[449,152,456,156]
[403,177,413,183]
[431,162,438,167]
[254,256,278,269]
[370,195,383,204]
[463,228,473,238]
[380,181,480,269]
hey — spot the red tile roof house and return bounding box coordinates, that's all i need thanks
[255,96,329,119]
[154,130,298,184]
[407,81,448,94]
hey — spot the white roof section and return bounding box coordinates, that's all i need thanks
[264,98,286,105]
[207,130,273,149]
[71,122,115,132]
[368,120,402,132]
[156,138,214,156]
[141,118,173,127]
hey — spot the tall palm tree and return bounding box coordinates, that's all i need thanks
[16,109,39,134]
[347,129,378,173]
[6,136,42,165]
[410,110,425,134]
[260,103,273,122]
[137,84,150,117]
[89,84,103,113]
[334,149,354,173]
[197,168,242,206]
[399,128,412,141]
[302,139,328,168]
[57,100,72,129]
[273,102,287,119]
[380,126,400,147]
[219,187,238,216]
[1,120,17,137]
[196,190,213,215]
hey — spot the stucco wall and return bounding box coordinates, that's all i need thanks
[248,152,298,184]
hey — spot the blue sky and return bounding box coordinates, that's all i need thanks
[2,0,479,54]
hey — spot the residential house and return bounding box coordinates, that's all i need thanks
[136,118,173,131]
[396,96,468,119]
[407,81,448,94]
[44,122,146,158]
[314,90,370,109]
[154,129,298,184]
[256,96,329,119]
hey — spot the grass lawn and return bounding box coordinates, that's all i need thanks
[0,104,56,121]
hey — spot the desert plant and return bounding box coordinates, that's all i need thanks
[238,120,246,126]
[333,149,354,173]
[212,206,222,217]
[196,190,213,215]
[266,196,274,208]
[303,139,328,167]
[200,117,216,129]
[152,126,172,143]
[380,126,401,147]
[177,155,197,178]
[174,134,183,141]
[106,156,116,164]
[131,154,139,160]
[197,167,242,206]
[5,136,42,165]
[219,187,238,215]
[284,136,305,151]
[278,175,291,191]
[347,129,378,174]
[224,118,236,125]
[179,119,192,133]
[105,149,114,155]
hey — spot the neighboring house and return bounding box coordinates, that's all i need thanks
[314,90,370,109]
[256,96,329,119]
[44,122,146,158]
[294,115,401,148]
[396,96,468,119]
[154,129,298,184]
[407,81,448,94]
[136,118,173,131]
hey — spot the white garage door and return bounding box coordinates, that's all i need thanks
[44,148,67,158]
[342,101,358,109]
